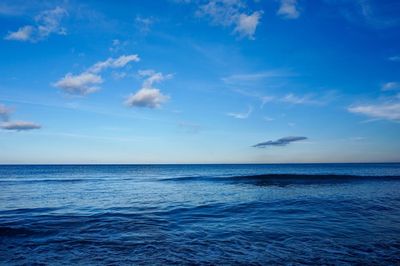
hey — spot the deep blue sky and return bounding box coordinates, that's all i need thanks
[0,0,399,163]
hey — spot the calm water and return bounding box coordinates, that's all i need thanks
[1,164,400,265]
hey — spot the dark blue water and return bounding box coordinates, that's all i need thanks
[1,164,400,265]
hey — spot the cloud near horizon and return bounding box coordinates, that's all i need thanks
[253,136,307,148]
[5,7,67,42]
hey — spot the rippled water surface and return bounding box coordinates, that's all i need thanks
[1,164,400,265]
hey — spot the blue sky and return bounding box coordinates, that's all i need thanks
[0,0,399,163]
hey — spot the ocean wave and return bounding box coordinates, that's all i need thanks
[161,173,400,186]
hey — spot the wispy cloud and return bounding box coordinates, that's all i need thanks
[388,55,400,62]
[222,70,292,84]
[277,0,300,19]
[178,121,202,134]
[324,0,400,28]
[135,15,154,34]
[125,70,171,108]
[54,54,140,96]
[195,0,262,39]
[348,101,400,122]
[280,93,332,105]
[227,106,253,119]
[382,82,400,91]
[88,54,140,73]
[253,136,307,148]
[1,121,41,131]
[5,7,67,42]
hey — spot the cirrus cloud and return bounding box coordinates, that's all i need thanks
[253,136,308,148]
[348,102,400,122]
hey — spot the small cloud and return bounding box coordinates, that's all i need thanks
[109,39,129,53]
[277,0,300,19]
[55,54,139,96]
[234,11,262,39]
[0,103,12,121]
[1,121,41,131]
[253,136,307,148]
[125,88,169,108]
[195,0,262,40]
[382,82,400,91]
[4,7,67,42]
[281,93,324,105]
[348,101,400,122]
[227,106,253,119]
[125,70,171,109]
[178,121,202,134]
[222,70,291,84]
[263,116,275,122]
[88,54,140,73]
[4,25,34,41]
[135,15,154,33]
[389,55,400,62]
[54,72,103,95]
[138,69,173,88]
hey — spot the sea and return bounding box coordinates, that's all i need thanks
[1,163,400,265]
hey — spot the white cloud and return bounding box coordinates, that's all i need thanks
[227,106,253,119]
[0,103,12,121]
[88,54,140,73]
[281,93,324,105]
[382,82,400,91]
[4,25,34,41]
[348,102,400,122]
[222,70,292,84]
[135,16,154,33]
[125,70,171,108]
[125,88,169,108]
[55,54,139,95]
[54,72,103,95]
[1,121,41,131]
[234,11,262,39]
[4,7,67,42]
[138,69,173,88]
[196,0,262,39]
[277,0,300,19]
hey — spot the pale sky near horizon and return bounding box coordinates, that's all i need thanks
[0,0,399,164]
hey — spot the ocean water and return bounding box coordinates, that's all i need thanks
[1,164,400,265]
